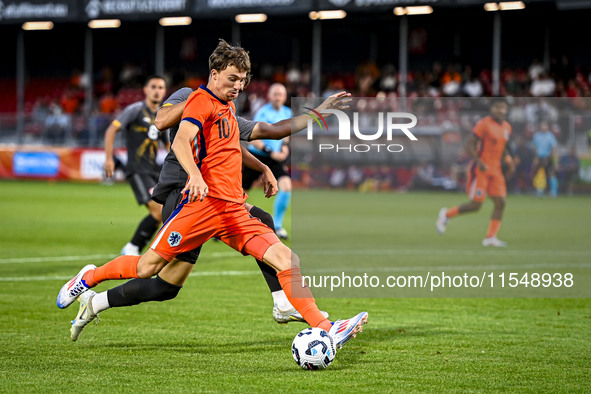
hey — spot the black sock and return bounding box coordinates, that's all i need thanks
[130,214,159,250]
[250,206,282,292]
[107,276,182,307]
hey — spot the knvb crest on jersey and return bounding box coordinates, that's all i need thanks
[168,231,182,247]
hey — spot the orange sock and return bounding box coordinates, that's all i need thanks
[277,268,332,332]
[83,255,140,287]
[446,206,460,218]
[486,219,501,238]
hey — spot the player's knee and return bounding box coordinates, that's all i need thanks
[277,247,299,271]
[137,255,166,279]
[250,206,275,230]
[495,198,506,210]
[152,276,182,302]
[147,202,163,222]
[265,243,298,271]
[136,265,154,279]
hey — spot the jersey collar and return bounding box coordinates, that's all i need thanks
[200,84,228,106]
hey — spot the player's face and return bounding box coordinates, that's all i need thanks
[144,78,166,104]
[268,86,287,109]
[490,102,508,123]
[211,65,247,102]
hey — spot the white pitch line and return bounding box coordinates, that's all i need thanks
[0,251,242,265]
[2,248,589,265]
[297,248,591,257]
[0,254,117,264]
[0,270,261,282]
[303,261,591,274]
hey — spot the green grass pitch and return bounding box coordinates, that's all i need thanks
[0,180,590,392]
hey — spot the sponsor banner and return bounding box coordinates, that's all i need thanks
[556,0,591,9]
[318,0,442,11]
[193,0,313,16]
[0,0,79,23]
[318,0,554,11]
[80,150,107,179]
[13,151,59,177]
[84,0,190,20]
[0,146,166,181]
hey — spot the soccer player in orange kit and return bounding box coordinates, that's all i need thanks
[58,39,367,349]
[437,98,515,247]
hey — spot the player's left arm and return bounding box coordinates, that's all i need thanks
[240,145,278,198]
[249,91,351,140]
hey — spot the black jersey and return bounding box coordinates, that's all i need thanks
[113,101,169,176]
[151,87,256,204]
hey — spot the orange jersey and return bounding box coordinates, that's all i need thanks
[472,116,511,172]
[181,85,245,203]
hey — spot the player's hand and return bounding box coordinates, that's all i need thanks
[316,91,352,113]
[504,155,515,177]
[477,159,487,172]
[104,158,115,178]
[261,167,278,198]
[183,174,209,202]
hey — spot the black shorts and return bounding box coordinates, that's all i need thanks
[128,173,159,205]
[242,153,289,190]
[538,157,555,175]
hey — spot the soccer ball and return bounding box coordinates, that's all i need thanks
[291,327,337,370]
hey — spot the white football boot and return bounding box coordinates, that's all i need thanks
[57,264,96,309]
[71,290,99,341]
[482,237,507,247]
[328,311,368,349]
[436,207,448,234]
[275,228,289,240]
[120,242,140,256]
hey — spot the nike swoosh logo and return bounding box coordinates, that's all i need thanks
[218,112,224,116]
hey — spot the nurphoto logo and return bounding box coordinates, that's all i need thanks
[304,108,418,153]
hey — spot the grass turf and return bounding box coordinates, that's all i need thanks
[0,180,589,392]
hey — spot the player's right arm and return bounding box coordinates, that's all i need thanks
[172,121,208,202]
[103,121,120,177]
[249,91,351,140]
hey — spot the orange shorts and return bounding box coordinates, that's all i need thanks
[150,196,280,262]
[466,166,506,202]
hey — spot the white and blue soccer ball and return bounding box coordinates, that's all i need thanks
[291,327,337,370]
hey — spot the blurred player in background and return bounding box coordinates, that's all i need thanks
[243,83,292,239]
[532,120,558,197]
[437,98,514,247]
[104,75,169,256]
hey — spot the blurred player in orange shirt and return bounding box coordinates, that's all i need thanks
[437,98,515,247]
